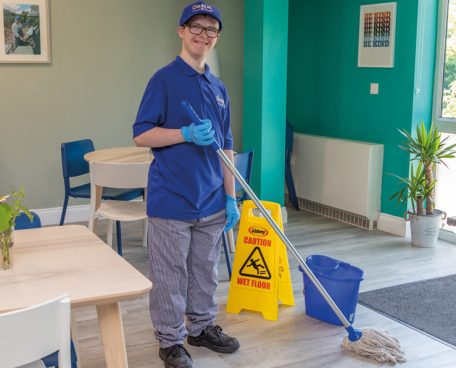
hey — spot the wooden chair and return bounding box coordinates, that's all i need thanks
[89,161,149,250]
[60,139,143,254]
[0,295,71,368]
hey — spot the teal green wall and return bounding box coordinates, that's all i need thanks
[412,0,438,129]
[287,0,438,217]
[243,0,289,204]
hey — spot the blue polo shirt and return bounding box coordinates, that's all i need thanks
[133,56,233,220]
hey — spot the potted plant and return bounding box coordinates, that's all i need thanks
[390,122,456,247]
[0,188,31,269]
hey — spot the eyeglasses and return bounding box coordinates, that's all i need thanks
[185,23,220,38]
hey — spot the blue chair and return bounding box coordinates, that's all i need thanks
[285,121,299,210]
[15,211,42,229]
[60,139,143,255]
[222,149,254,279]
[232,149,254,203]
[15,212,78,368]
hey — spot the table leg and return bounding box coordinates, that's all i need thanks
[89,184,102,234]
[71,310,81,368]
[142,218,148,248]
[96,302,128,368]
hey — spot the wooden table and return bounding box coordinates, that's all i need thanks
[0,225,152,368]
[84,146,153,164]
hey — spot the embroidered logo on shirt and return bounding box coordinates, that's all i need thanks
[216,95,225,107]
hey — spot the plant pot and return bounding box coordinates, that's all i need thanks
[406,209,446,248]
[0,228,14,269]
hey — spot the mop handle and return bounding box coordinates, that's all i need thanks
[181,100,352,329]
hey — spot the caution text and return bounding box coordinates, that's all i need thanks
[243,236,271,247]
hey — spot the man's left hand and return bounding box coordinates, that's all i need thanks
[225,194,240,232]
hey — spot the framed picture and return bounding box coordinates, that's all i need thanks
[358,2,396,68]
[0,0,50,63]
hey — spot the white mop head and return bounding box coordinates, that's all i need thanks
[342,327,406,364]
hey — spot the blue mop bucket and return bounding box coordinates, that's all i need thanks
[299,255,364,326]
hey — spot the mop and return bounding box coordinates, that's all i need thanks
[182,100,406,364]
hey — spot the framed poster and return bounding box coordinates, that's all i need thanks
[0,0,50,63]
[358,2,396,68]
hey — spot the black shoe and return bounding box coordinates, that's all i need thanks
[159,344,192,368]
[187,325,240,353]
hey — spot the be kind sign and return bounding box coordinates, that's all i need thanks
[358,2,396,68]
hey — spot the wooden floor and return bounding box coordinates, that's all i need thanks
[76,208,456,368]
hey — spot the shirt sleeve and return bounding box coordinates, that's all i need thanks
[132,73,167,138]
[222,92,233,150]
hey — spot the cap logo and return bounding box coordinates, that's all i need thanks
[192,4,213,13]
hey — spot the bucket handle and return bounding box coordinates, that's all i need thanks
[309,260,340,271]
[441,211,447,220]
[339,261,352,269]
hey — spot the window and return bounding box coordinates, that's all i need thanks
[434,0,456,129]
[434,0,456,241]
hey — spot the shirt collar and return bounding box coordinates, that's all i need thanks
[203,64,215,82]
[175,56,214,83]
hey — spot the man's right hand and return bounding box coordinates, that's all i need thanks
[181,119,215,146]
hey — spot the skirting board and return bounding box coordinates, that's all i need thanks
[32,205,90,226]
[31,204,288,226]
[377,213,409,237]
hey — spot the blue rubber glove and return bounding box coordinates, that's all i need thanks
[225,194,240,232]
[181,119,215,146]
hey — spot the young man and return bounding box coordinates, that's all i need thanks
[132,2,240,367]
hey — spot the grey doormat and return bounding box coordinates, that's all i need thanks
[358,275,456,347]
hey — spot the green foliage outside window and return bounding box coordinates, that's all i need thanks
[443,1,456,118]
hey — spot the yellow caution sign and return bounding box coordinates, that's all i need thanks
[275,207,294,306]
[226,200,294,321]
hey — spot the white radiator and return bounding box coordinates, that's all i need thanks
[290,133,384,225]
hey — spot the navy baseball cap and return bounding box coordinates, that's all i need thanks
[179,1,222,30]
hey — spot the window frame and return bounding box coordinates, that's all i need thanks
[433,0,456,132]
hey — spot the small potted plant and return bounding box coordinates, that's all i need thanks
[390,122,456,247]
[0,188,32,269]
